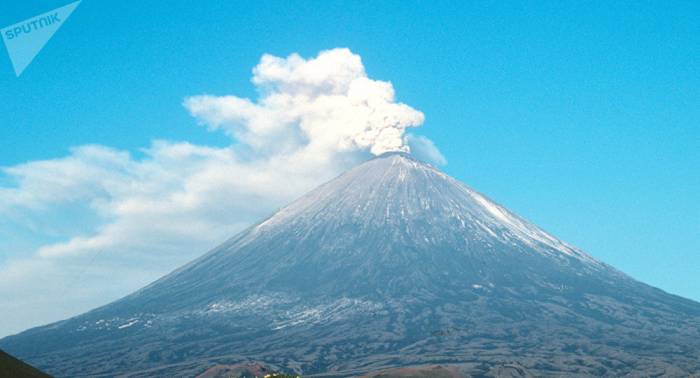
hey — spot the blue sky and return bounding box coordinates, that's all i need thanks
[0,1,698,337]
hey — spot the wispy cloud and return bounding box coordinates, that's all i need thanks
[406,134,447,166]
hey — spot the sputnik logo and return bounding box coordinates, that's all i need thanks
[1,1,81,77]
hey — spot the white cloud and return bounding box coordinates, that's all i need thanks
[185,48,425,156]
[0,48,444,337]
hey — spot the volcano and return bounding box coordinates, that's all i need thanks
[2,152,699,377]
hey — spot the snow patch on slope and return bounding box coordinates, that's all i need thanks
[250,152,603,270]
[272,298,384,330]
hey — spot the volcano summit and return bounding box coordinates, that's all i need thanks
[2,152,699,377]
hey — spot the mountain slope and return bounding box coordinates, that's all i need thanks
[2,152,699,377]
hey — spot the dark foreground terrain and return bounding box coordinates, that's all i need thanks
[195,363,530,378]
[2,153,699,377]
[0,349,51,378]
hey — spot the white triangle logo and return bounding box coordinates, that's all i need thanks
[1,1,81,77]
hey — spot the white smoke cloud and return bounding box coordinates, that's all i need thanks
[0,48,444,337]
[185,48,425,156]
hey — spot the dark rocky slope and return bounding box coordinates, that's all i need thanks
[2,153,699,377]
[0,349,51,378]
